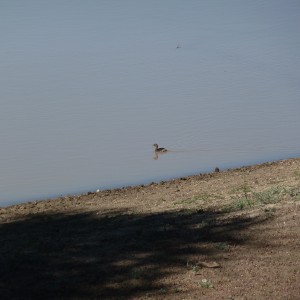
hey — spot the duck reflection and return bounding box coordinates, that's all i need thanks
[153,144,168,160]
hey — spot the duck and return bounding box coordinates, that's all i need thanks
[153,144,168,153]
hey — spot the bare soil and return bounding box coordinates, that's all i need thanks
[0,158,300,300]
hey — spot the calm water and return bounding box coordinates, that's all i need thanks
[1,1,300,206]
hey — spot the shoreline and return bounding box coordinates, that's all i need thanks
[2,156,299,209]
[1,156,299,212]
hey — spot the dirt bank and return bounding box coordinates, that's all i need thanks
[1,158,300,299]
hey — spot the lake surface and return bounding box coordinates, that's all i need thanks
[1,1,300,206]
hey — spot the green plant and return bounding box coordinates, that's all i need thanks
[252,186,284,204]
[186,261,200,273]
[225,185,292,212]
[285,187,300,199]
[289,188,300,201]
[226,197,254,211]
[264,207,276,218]
[199,279,213,288]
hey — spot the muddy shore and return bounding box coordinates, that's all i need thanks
[1,157,300,299]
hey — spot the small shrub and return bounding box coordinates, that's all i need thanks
[199,279,213,288]
[186,261,200,273]
[285,187,300,199]
[264,207,276,218]
[225,197,254,211]
[225,185,290,212]
[252,186,284,204]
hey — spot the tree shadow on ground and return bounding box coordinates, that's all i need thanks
[0,207,268,299]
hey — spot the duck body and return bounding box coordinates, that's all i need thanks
[153,143,168,153]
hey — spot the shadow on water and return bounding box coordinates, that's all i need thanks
[0,208,268,299]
